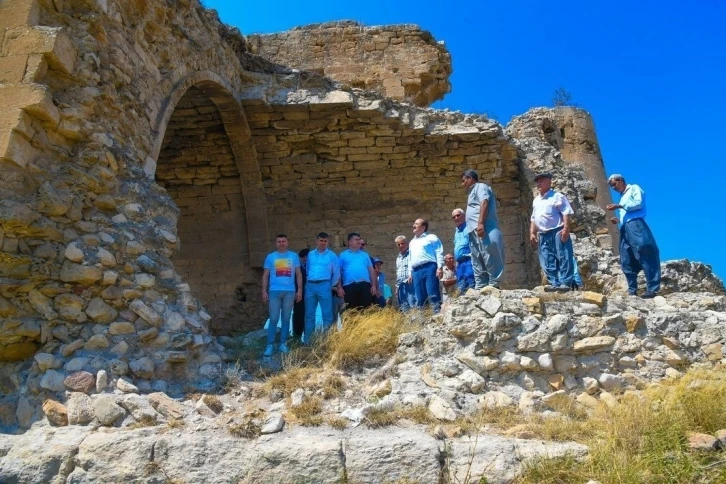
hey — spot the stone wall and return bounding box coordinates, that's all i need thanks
[246,21,452,107]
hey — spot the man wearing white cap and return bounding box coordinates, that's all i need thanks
[606,174,661,298]
[529,172,575,292]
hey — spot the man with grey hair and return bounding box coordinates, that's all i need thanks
[606,174,661,298]
[461,169,505,289]
[451,208,475,293]
[394,235,416,311]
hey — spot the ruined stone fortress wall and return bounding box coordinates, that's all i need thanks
[246,21,452,107]
[0,0,614,425]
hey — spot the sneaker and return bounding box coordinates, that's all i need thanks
[544,285,558,292]
[555,286,571,293]
[279,343,290,354]
[641,291,657,299]
[263,344,274,357]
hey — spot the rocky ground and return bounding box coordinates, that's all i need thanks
[2,285,726,483]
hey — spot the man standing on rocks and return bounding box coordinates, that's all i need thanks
[337,232,378,309]
[461,169,505,289]
[529,173,575,292]
[304,232,340,343]
[451,208,476,293]
[408,219,444,312]
[394,235,416,311]
[606,174,661,298]
[292,248,309,339]
[262,234,302,356]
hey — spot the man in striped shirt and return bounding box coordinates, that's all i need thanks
[394,235,416,311]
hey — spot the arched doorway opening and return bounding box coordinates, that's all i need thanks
[155,84,266,334]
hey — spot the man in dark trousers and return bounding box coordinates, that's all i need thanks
[292,248,309,339]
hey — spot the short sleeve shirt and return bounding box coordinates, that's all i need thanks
[466,183,500,234]
[338,250,373,286]
[531,189,574,232]
[263,251,300,292]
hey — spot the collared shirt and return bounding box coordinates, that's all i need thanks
[615,184,647,226]
[306,248,340,286]
[338,249,373,286]
[466,182,500,234]
[408,232,444,271]
[395,249,411,285]
[441,266,457,295]
[531,189,574,232]
[453,223,471,262]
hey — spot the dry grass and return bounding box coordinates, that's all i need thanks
[326,416,348,430]
[288,396,324,426]
[321,308,418,369]
[228,419,261,439]
[365,405,437,428]
[166,418,185,429]
[203,395,224,414]
[518,366,726,483]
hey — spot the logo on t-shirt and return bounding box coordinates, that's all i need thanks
[274,258,293,278]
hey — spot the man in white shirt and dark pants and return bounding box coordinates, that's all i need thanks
[529,173,575,292]
[408,218,444,312]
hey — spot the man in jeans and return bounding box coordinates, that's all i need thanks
[261,234,302,356]
[304,232,340,343]
[408,218,444,313]
[394,235,416,311]
[529,172,575,292]
[337,232,377,309]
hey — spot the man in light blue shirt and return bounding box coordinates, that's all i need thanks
[408,218,444,312]
[337,232,377,309]
[261,234,302,356]
[304,232,340,343]
[606,174,661,298]
[451,208,476,293]
[461,169,505,289]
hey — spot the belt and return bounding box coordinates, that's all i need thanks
[307,279,330,283]
[412,261,436,271]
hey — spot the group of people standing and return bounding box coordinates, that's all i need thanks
[260,168,662,356]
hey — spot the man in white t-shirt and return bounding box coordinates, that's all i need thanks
[261,234,302,356]
[529,173,575,292]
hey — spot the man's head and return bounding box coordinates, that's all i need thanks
[347,232,362,251]
[444,253,455,269]
[359,238,367,250]
[412,219,428,237]
[461,169,479,189]
[299,248,310,265]
[373,258,383,273]
[451,208,465,227]
[534,172,553,195]
[315,232,329,252]
[275,234,289,252]
[608,174,627,194]
[394,235,408,254]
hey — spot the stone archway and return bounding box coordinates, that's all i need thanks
[152,73,269,334]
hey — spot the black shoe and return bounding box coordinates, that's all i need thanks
[555,286,571,293]
[544,285,558,292]
[641,291,657,299]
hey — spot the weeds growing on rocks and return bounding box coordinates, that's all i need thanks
[519,366,726,483]
[289,396,324,426]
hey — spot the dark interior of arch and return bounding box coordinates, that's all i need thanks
[156,86,264,335]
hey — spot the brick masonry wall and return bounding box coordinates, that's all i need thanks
[246,21,452,107]
[157,87,265,334]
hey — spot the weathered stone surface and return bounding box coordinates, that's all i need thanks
[688,432,720,451]
[54,293,86,321]
[63,371,95,393]
[42,399,68,426]
[59,261,102,284]
[129,300,162,326]
[345,428,441,483]
[66,392,94,425]
[428,394,456,421]
[148,392,186,420]
[573,336,616,353]
[260,412,285,434]
[92,396,126,425]
[129,357,155,379]
[119,394,164,424]
[84,334,109,350]
[116,377,138,393]
[40,369,65,392]
[85,297,118,323]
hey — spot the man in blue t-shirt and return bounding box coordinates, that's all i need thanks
[261,234,302,356]
[337,233,377,309]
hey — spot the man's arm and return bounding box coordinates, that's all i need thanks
[261,269,270,302]
[529,220,538,245]
[294,267,302,302]
[434,237,444,279]
[368,265,378,295]
[560,213,571,242]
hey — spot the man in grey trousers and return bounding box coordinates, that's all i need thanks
[461,169,505,289]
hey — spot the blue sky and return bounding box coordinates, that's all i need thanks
[205,0,726,280]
